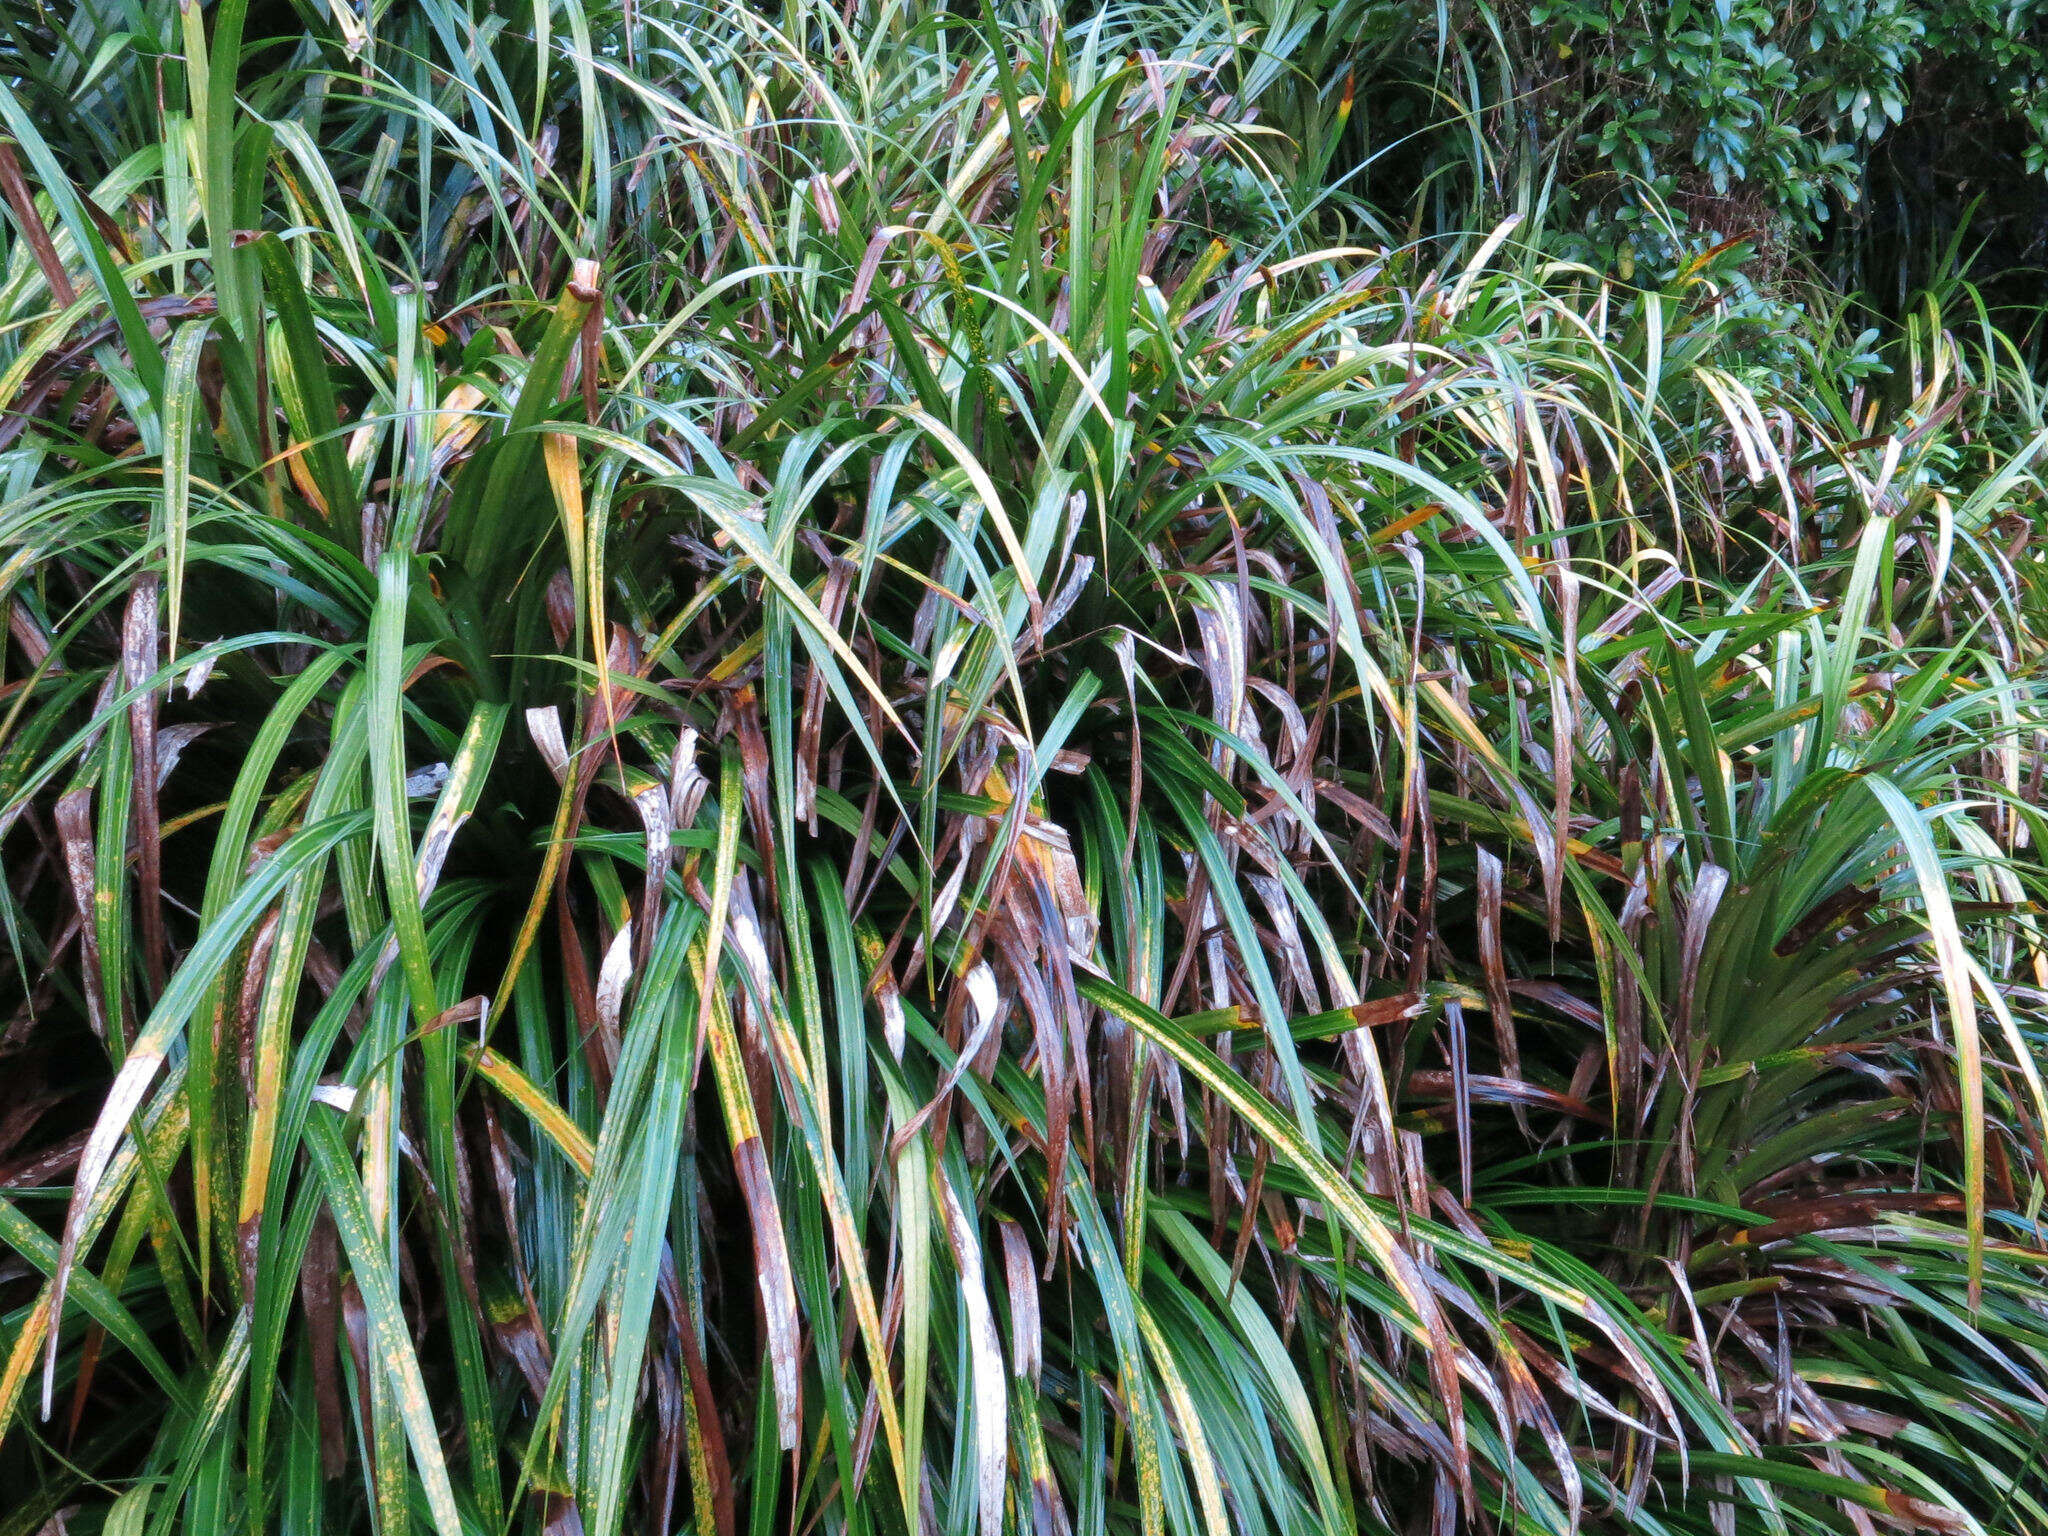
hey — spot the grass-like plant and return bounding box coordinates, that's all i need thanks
[2,4,2047,1535]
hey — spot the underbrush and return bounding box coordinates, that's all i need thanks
[2,4,2047,1535]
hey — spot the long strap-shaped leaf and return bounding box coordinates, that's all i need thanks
[1868,774,1987,1304]
[696,749,803,1447]
[303,1104,466,1536]
[0,1194,196,1425]
[368,551,440,1031]
[156,320,211,661]
[42,809,370,1415]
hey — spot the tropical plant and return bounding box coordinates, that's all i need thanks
[1,4,2046,1536]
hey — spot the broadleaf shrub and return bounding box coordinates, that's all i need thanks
[1302,0,2048,277]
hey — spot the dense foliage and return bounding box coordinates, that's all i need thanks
[3,3,2048,1535]
[1504,0,2048,258]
